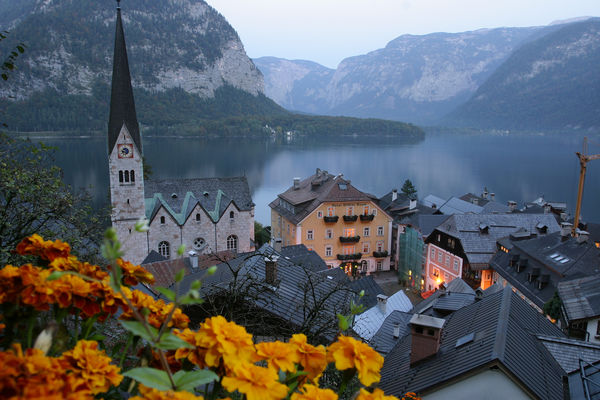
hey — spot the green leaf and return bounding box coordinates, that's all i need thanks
[119,320,157,342]
[88,334,106,341]
[47,271,68,281]
[17,45,24,53]
[173,369,218,392]
[155,286,175,302]
[337,313,350,331]
[155,332,194,351]
[175,268,185,283]
[190,280,202,290]
[124,367,172,391]
[179,294,204,306]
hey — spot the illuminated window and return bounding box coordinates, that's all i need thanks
[158,241,170,258]
[363,205,369,215]
[307,230,314,240]
[433,268,439,277]
[346,206,354,216]
[344,228,356,237]
[317,211,323,218]
[325,245,332,257]
[363,227,370,237]
[363,242,370,253]
[376,241,383,252]
[377,226,384,236]
[343,246,355,255]
[325,229,333,239]
[327,206,335,217]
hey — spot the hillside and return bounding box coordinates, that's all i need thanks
[444,19,600,130]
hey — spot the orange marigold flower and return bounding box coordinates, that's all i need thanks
[401,392,421,400]
[119,287,189,329]
[356,388,399,400]
[116,258,155,286]
[222,362,288,400]
[130,384,204,400]
[59,340,123,394]
[289,333,327,382]
[327,335,384,387]
[256,340,300,373]
[291,384,338,400]
[16,234,71,261]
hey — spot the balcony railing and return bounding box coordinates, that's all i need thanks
[343,215,358,222]
[373,250,389,258]
[360,214,375,221]
[323,216,339,223]
[337,253,363,261]
[339,235,360,243]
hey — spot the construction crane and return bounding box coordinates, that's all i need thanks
[572,137,600,236]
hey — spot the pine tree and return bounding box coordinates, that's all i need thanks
[401,179,417,198]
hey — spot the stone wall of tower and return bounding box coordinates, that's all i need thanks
[109,125,147,264]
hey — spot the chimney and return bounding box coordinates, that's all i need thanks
[377,294,388,315]
[293,177,300,190]
[560,222,572,240]
[273,238,283,253]
[482,187,488,200]
[472,197,479,205]
[507,200,517,212]
[490,193,495,202]
[475,288,484,301]
[188,250,198,272]
[265,255,279,285]
[409,198,417,210]
[409,314,445,365]
[392,189,398,202]
[393,323,401,339]
[577,230,590,244]
[543,204,551,214]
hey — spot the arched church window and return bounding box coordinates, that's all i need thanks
[227,235,238,252]
[119,170,123,183]
[124,170,130,183]
[229,211,235,219]
[195,213,201,222]
[130,170,135,182]
[160,216,165,224]
[193,237,205,250]
[158,241,170,258]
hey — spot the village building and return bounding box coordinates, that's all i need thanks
[106,4,254,264]
[269,169,393,275]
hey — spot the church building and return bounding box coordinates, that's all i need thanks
[107,3,254,265]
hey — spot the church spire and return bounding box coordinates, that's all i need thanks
[108,1,142,155]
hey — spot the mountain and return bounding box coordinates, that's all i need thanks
[445,19,600,130]
[0,0,286,133]
[255,27,546,124]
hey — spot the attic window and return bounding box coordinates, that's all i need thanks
[160,216,166,224]
[171,193,177,199]
[479,224,489,233]
[338,183,347,190]
[203,191,209,197]
[455,332,475,348]
[195,213,201,222]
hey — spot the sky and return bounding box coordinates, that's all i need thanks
[205,0,600,69]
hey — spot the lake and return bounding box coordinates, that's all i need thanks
[37,129,600,226]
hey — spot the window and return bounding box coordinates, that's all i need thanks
[124,170,130,183]
[325,229,333,239]
[130,170,135,182]
[363,205,369,215]
[453,259,459,272]
[317,211,323,218]
[158,241,170,258]
[307,230,314,240]
[430,248,435,258]
[346,206,354,216]
[343,228,356,237]
[195,213,201,222]
[445,255,450,266]
[160,216,166,224]
[437,252,442,263]
[448,238,455,249]
[119,170,123,183]
[193,237,205,250]
[376,241,384,252]
[377,261,383,271]
[363,227,370,237]
[325,245,332,257]
[377,226,384,236]
[227,235,238,252]
[361,260,368,272]
[363,242,370,253]
[327,206,335,217]
[372,209,377,216]
[437,234,441,242]
[229,211,235,219]
[433,268,440,277]
[343,246,355,255]
[596,320,600,336]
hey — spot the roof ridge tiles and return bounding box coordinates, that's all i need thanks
[491,288,512,361]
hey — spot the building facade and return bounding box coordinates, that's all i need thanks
[270,169,393,275]
[424,243,463,291]
[107,5,254,265]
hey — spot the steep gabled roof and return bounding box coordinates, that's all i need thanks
[379,288,567,399]
[108,6,142,155]
[352,291,413,340]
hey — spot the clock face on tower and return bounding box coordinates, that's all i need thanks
[118,144,134,158]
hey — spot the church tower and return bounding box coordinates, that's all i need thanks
[107,1,147,264]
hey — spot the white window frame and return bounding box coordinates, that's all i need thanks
[307,230,314,240]
[325,245,332,257]
[376,241,384,252]
[363,227,370,237]
[346,206,354,216]
[317,211,323,218]
[377,226,384,236]
[227,235,238,252]
[363,242,370,254]
[327,206,335,217]
[158,241,170,258]
[325,229,333,239]
[377,261,383,271]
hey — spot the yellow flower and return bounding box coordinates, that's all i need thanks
[130,384,204,400]
[256,340,300,373]
[222,362,288,400]
[327,335,383,387]
[198,316,256,369]
[289,333,327,382]
[291,384,338,400]
[356,388,400,400]
[16,234,72,261]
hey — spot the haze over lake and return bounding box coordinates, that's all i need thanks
[43,130,600,226]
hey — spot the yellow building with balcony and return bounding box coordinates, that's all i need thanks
[269,168,393,275]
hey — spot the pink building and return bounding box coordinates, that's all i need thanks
[424,243,463,291]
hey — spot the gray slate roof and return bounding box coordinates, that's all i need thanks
[416,215,450,238]
[438,196,483,215]
[369,310,413,356]
[379,288,567,399]
[491,232,600,310]
[435,213,561,268]
[280,244,328,272]
[348,276,385,309]
[411,278,476,318]
[352,290,413,340]
[559,275,600,322]
[145,177,253,225]
[107,8,141,155]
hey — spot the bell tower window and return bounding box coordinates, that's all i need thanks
[130,170,135,182]
[124,170,130,183]
[119,170,123,183]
